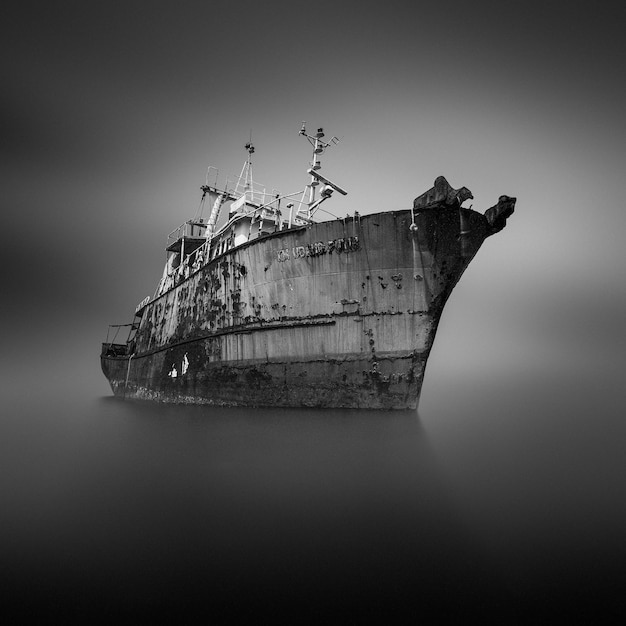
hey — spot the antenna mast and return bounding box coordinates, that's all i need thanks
[299,122,340,218]
[241,135,255,200]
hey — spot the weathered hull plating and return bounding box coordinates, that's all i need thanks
[101,208,489,409]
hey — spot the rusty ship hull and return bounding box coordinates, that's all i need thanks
[101,205,494,410]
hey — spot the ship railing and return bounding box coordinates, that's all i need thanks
[208,164,279,209]
[154,239,212,297]
[166,220,208,248]
[228,172,279,208]
[102,323,136,356]
[210,189,313,239]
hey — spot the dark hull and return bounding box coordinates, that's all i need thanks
[101,207,489,409]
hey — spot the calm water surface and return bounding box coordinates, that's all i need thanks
[2,363,625,623]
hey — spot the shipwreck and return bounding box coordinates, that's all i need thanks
[101,125,515,409]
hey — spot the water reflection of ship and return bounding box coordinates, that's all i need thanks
[101,124,515,409]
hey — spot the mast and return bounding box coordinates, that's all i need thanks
[243,137,255,201]
[299,122,340,219]
[234,138,255,203]
[229,139,256,217]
